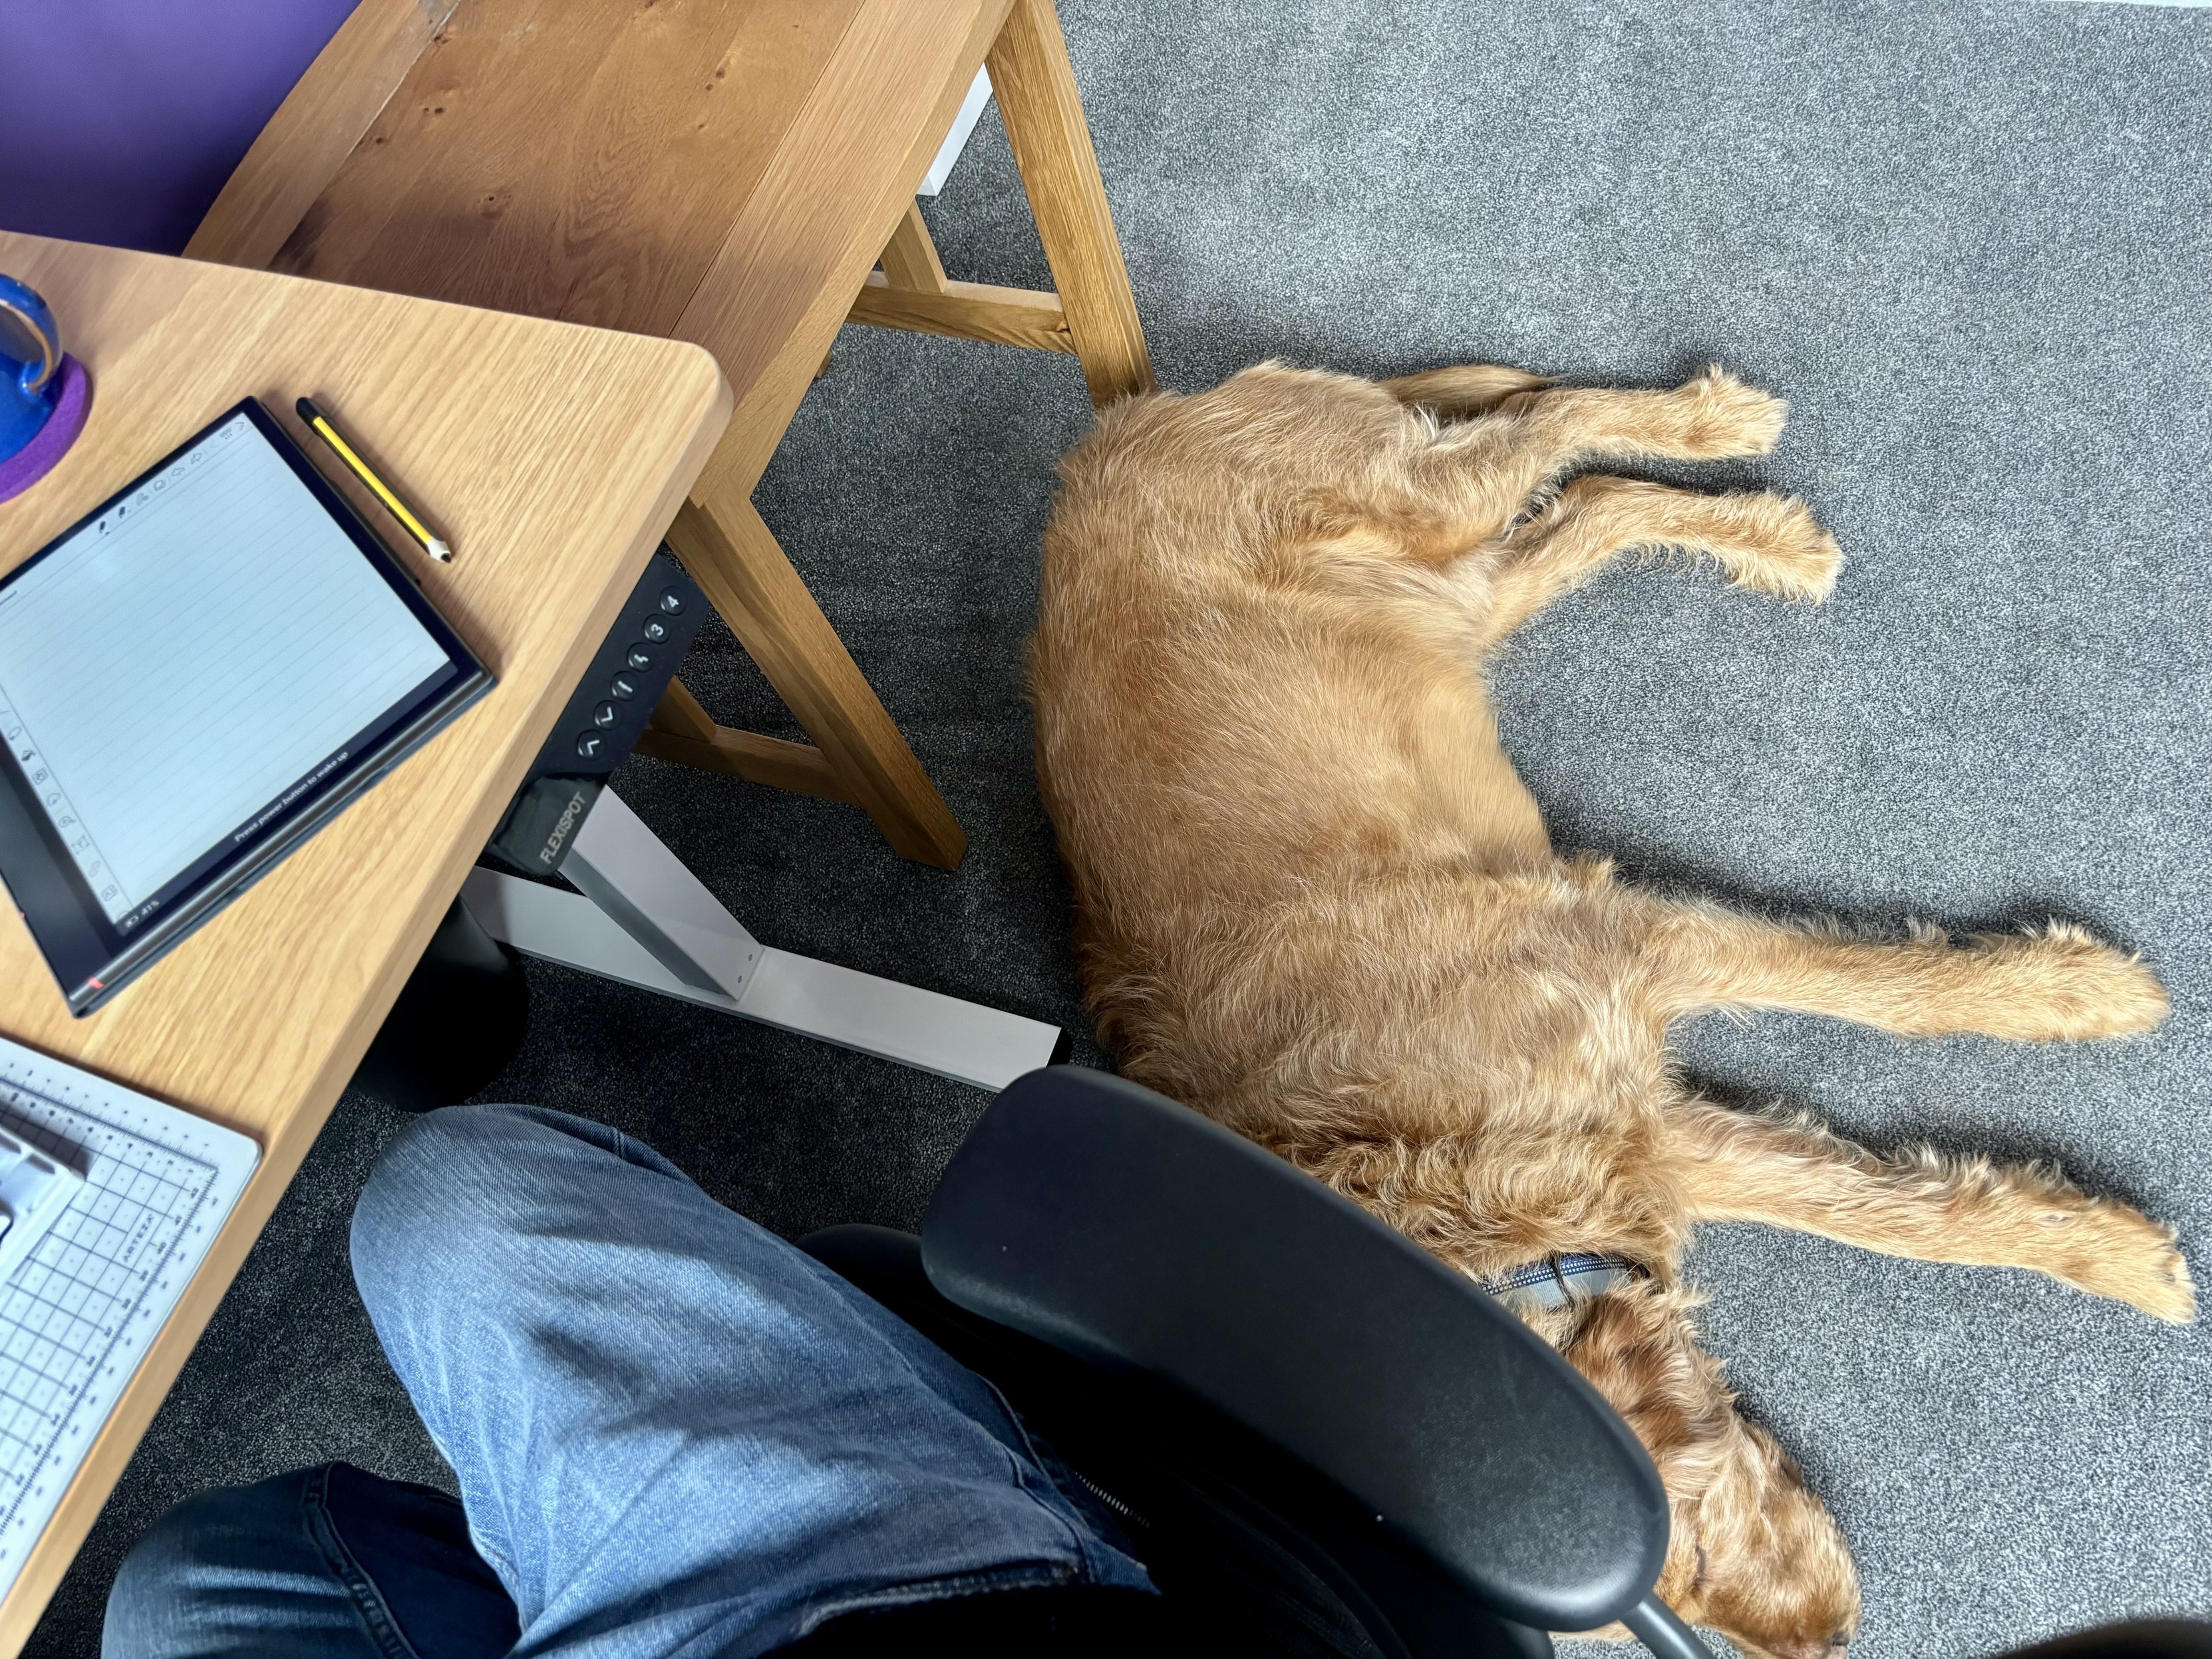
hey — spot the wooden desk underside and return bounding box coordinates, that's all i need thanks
[201,0,1015,501]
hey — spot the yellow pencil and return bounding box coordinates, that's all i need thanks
[295,396,451,562]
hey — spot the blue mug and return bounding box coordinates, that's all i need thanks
[0,275,65,465]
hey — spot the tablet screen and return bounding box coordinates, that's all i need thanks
[0,410,452,927]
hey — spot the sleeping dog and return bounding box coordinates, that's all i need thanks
[1027,361,2191,1659]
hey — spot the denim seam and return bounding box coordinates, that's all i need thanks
[781,1559,1080,1646]
[412,1420,518,1587]
[971,1371,1112,1569]
[852,1310,1097,1572]
[812,1265,1114,1580]
[298,1465,426,1659]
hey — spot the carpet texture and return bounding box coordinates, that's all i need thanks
[29,1,2211,1652]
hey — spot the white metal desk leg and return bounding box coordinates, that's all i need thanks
[460,790,1066,1092]
[559,788,763,1000]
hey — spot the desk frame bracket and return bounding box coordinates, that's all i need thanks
[461,789,1066,1092]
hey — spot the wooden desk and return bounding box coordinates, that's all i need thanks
[0,231,731,1651]
[188,0,1154,872]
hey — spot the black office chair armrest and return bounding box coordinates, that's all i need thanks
[919,1066,1670,1637]
[806,1221,1551,1659]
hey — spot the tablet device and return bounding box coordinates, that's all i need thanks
[0,398,491,1015]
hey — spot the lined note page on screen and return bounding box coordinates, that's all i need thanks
[0,412,448,924]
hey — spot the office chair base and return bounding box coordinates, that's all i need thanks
[351,897,530,1112]
[1623,1595,1718,1659]
[460,789,1066,1092]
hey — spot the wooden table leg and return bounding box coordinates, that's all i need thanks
[638,679,856,804]
[664,488,968,869]
[987,0,1155,408]
[880,200,951,292]
[850,196,1078,351]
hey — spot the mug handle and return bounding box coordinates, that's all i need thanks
[0,275,61,397]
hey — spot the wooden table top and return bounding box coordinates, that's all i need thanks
[0,231,730,1650]
[192,0,1015,502]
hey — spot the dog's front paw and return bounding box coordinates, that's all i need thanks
[1972,925,2171,1041]
[1678,366,1789,458]
[1739,496,1843,602]
[2050,1204,2197,1324]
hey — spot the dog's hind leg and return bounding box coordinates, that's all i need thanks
[1666,1096,2195,1322]
[1658,907,2170,1042]
[1472,475,1841,647]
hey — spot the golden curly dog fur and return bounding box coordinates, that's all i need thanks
[1027,361,2193,1659]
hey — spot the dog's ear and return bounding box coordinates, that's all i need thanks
[1561,1284,1859,1659]
[1678,1410,1861,1659]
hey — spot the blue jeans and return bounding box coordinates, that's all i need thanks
[104,1106,1152,1658]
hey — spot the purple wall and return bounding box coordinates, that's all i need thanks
[0,0,359,254]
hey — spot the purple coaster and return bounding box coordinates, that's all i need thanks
[0,356,92,505]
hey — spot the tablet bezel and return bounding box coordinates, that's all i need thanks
[0,396,492,1015]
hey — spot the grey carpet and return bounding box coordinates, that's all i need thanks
[29,0,2212,1652]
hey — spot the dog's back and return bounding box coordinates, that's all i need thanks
[1031,364,1670,1273]
[1034,363,1551,901]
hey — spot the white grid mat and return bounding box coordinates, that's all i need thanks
[0,1036,255,1596]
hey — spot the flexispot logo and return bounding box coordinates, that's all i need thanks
[539,790,591,867]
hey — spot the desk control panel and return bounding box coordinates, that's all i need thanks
[484,547,709,875]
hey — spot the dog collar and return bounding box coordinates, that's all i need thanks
[1478,1252,1643,1310]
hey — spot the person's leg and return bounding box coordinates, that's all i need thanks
[102,1463,516,1659]
[350,1105,1150,1659]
